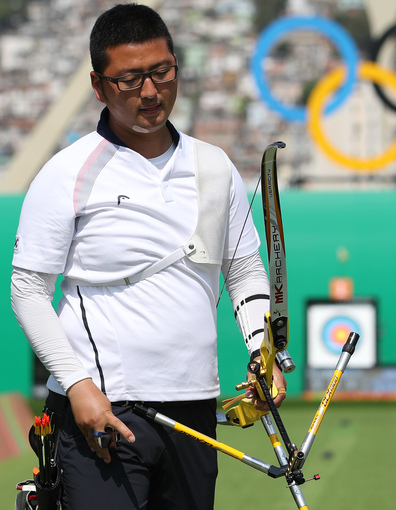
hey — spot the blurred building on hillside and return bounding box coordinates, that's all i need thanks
[1,0,395,191]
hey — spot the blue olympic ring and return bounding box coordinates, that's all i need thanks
[251,16,360,122]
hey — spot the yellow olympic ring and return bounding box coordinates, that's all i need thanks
[307,61,396,172]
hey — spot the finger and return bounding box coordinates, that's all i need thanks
[82,421,134,463]
[251,389,287,411]
[87,429,113,463]
[82,430,112,462]
[83,428,100,452]
[93,430,114,449]
[105,414,135,444]
[245,387,256,399]
[93,442,111,463]
[253,398,270,412]
[92,419,135,463]
[273,389,287,408]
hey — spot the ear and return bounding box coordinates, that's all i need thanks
[90,71,106,104]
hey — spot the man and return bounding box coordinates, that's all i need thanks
[11,4,286,509]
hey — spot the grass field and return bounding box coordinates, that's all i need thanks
[1,400,395,509]
[215,401,396,509]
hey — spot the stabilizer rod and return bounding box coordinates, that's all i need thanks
[133,403,285,478]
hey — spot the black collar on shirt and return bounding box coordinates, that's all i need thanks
[96,107,180,148]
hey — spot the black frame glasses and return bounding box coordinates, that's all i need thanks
[96,60,178,91]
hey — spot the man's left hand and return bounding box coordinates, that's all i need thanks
[245,359,287,412]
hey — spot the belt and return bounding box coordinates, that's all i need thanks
[45,391,198,413]
[111,400,199,409]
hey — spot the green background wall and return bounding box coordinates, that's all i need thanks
[1,195,30,395]
[218,190,396,396]
[2,191,396,398]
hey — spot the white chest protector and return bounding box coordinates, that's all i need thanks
[66,138,232,287]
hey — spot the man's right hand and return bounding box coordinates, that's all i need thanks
[66,378,135,463]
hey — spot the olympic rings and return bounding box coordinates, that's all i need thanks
[371,23,396,112]
[307,61,396,171]
[251,14,396,172]
[251,16,359,122]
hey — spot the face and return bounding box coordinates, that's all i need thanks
[91,38,178,137]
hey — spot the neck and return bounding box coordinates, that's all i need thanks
[108,118,173,159]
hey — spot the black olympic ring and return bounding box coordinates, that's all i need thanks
[371,23,396,112]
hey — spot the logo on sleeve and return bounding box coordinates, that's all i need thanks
[14,236,21,253]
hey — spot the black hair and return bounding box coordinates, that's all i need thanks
[90,3,174,73]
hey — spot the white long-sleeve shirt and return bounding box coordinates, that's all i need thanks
[11,117,269,401]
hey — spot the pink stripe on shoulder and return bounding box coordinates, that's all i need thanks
[73,138,110,215]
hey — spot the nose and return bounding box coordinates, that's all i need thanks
[140,75,157,97]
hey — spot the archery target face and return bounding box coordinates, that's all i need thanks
[307,301,376,368]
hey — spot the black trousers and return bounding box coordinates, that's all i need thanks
[58,399,218,510]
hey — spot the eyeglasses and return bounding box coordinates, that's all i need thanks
[96,61,178,91]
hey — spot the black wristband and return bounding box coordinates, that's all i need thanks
[250,349,261,361]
